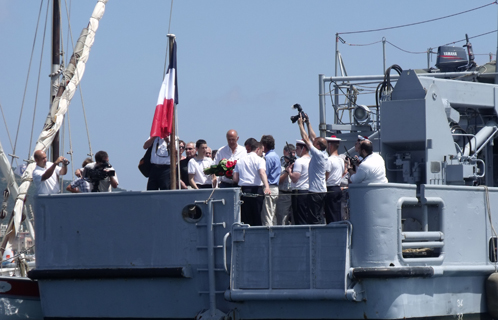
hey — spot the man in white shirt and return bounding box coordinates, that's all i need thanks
[214,129,247,188]
[32,150,68,195]
[188,139,215,189]
[349,140,388,184]
[233,140,271,226]
[298,114,328,224]
[325,135,344,223]
[286,140,311,225]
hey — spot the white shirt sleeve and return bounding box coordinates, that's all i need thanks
[350,167,367,184]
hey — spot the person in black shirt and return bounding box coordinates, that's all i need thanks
[180,142,196,188]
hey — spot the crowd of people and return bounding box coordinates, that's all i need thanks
[31,113,387,226]
[143,114,388,226]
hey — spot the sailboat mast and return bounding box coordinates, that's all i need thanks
[50,0,61,161]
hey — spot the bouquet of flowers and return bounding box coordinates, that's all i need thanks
[204,158,237,179]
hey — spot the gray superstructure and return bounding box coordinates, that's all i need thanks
[30,47,498,319]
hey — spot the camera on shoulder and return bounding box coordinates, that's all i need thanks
[85,161,115,192]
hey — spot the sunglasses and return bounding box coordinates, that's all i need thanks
[186,147,194,150]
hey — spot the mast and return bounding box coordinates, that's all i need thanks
[50,0,61,161]
[168,35,177,190]
[0,0,109,255]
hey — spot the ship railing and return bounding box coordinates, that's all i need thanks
[318,71,484,138]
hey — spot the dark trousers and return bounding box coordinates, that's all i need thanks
[324,186,342,223]
[147,165,171,190]
[240,186,263,226]
[220,181,238,188]
[307,192,326,224]
[196,184,212,189]
[292,190,309,225]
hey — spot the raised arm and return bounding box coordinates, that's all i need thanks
[305,115,317,141]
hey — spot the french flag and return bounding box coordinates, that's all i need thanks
[150,40,179,139]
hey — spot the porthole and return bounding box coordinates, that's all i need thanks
[182,204,203,223]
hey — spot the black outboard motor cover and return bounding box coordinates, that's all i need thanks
[435,46,468,72]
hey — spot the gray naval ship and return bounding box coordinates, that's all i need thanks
[29,44,498,319]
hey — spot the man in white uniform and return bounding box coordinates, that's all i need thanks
[286,140,311,225]
[325,135,344,223]
[233,140,271,226]
[349,140,388,184]
[215,129,247,188]
[32,150,68,195]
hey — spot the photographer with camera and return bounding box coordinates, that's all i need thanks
[83,150,119,192]
[348,139,388,184]
[276,144,295,225]
[296,111,328,225]
[32,150,69,195]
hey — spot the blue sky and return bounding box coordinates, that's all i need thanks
[0,0,497,190]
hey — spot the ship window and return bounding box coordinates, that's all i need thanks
[489,237,498,262]
[182,204,202,223]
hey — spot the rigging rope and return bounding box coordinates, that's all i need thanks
[63,0,93,159]
[0,102,15,160]
[12,0,46,165]
[338,1,497,35]
[27,1,50,162]
[443,29,498,46]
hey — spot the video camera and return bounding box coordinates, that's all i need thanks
[282,141,297,168]
[85,161,115,192]
[290,104,308,123]
[343,146,361,171]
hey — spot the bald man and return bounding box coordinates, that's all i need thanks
[32,150,68,195]
[298,114,328,224]
[214,129,247,188]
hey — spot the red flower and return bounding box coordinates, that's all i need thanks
[226,160,235,168]
[225,170,233,178]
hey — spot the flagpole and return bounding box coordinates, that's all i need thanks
[168,34,177,190]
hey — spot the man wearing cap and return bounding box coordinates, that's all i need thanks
[285,140,310,225]
[260,135,281,226]
[324,135,344,223]
[215,129,247,188]
[297,114,328,224]
[276,144,296,225]
[233,140,271,226]
[349,139,388,184]
[355,135,369,161]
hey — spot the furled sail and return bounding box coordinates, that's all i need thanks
[2,0,108,251]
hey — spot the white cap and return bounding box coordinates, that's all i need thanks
[296,139,306,146]
[357,135,369,141]
[326,135,341,142]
